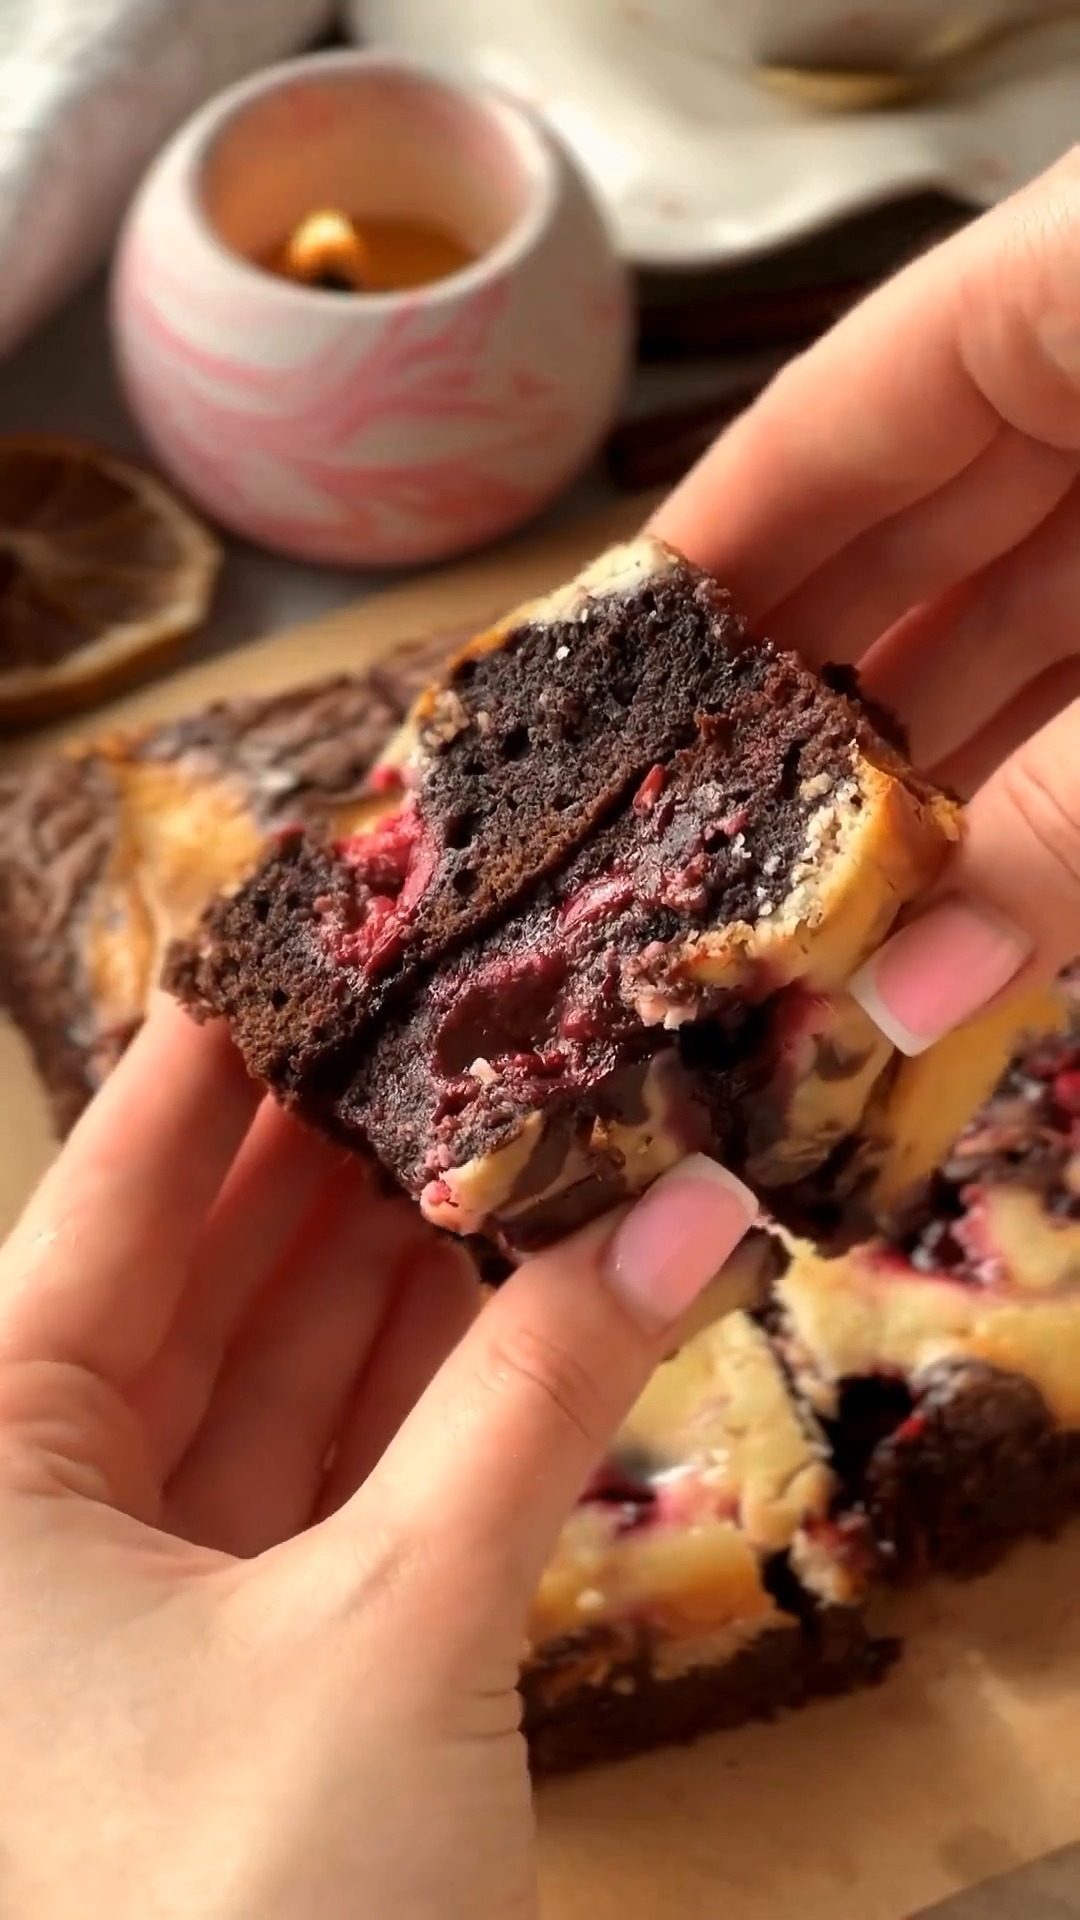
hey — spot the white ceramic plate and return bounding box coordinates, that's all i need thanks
[350,0,1080,266]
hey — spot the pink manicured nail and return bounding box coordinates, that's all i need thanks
[602,1155,759,1327]
[849,898,1033,1057]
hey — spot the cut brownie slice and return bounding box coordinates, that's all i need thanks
[524,1309,889,1774]
[0,633,454,1131]
[170,536,961,1255]
[771,974,1080,1578]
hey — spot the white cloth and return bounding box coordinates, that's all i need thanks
[0,0,336,358]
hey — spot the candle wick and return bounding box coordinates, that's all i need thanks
[282,210,370,293]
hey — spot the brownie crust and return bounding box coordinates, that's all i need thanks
[524,1607,894,1776]
[829,1359,1080,1581]
[164,833,363,1110]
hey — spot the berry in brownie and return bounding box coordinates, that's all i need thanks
[170,536,961,1254]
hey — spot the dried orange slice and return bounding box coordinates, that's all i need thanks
[0,436,221,726]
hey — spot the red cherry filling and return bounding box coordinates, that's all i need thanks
[368,745,914,1243]
[632,763,667,815]
[1054,1069,1080,1120]
[366,761,408,795]
[433,951,570,1076]
[557,872,634,932]
[800,1511,878,1585]
[325,799,438,973]
[427,937,643,1131]
[579,1453,658,1535]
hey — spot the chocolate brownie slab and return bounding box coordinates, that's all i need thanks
[524,1309,889,1773]
[171,536,960,1255]
[772,974,1080,1578]
[0,634,454,1130]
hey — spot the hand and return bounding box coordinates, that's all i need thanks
[652,147,1080,1056]
[0,999,752,1918]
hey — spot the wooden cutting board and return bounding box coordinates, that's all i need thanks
[2,495,1078,1920]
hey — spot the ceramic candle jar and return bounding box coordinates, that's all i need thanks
[112,51,630,567]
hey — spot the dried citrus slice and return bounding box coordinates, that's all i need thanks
[0,436,221,726]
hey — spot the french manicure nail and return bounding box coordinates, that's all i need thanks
[849,897,1033,1057]
[602,1155,759,1327]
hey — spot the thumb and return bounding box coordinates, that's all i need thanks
[315,1156,757,1625]
[850,697,1080,1055]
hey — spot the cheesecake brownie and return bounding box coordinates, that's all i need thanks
[778,980,1074,1251]
[524,1308,889,1773]
[526,986,1080,1771]
[771,972,1080,1578]
[0,633,455,1131]
[170,537,960,1256]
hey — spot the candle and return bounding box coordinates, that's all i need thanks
[113,50,630,565]
[264,208,474,293]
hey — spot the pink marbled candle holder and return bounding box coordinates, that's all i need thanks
[112,51,631,567]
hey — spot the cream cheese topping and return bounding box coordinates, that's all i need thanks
[779,1198,1080,1429]
[530,1311,860,1650]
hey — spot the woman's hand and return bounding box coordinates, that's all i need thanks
[652,147,1080,1055]
[0,998,752,1918]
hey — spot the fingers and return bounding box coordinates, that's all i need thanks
[934,657,1080,797]
[130,1100,347,1472]
[650,149,1080,642]
[314,1241,483,1518]
[651,236,994,622]
[862,479,1080,766]
[766,427,1073,667]
[850,698,1080,1054]
[165,1171,461,1556]
[312,1157,757,1628]
[0,1001,258,1386]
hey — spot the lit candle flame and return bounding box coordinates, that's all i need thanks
[282,210,370,291]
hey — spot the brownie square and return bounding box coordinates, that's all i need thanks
[523,1308,889,1774]
[169,536,961,1259]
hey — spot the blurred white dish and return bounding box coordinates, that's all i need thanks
[623,0,1056,71]
[350,0,1080,266]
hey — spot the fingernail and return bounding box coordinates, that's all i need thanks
[602,1155,759,1328]
[849,897,1032,1057]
